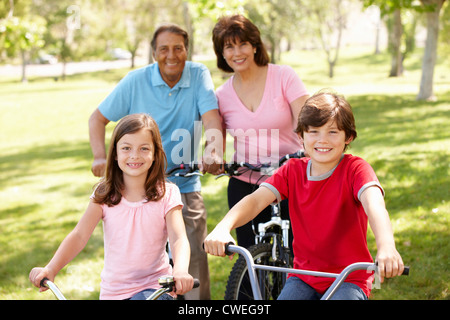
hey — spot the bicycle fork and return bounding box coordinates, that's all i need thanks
[255,203,290,264]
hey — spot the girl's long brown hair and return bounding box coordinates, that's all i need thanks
[93,113,167,206]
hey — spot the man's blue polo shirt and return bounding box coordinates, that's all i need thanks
[98,61,218,193]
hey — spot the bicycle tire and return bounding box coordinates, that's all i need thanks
[224,242,292,300]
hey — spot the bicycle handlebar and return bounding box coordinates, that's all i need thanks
[223,243,409,300]
[158,275,200,290]
[40,278,67,300]
[166,150,306,178]
[166,163,201,176]
[224,242,409,275]
[40,276,200,300]
[147,276,200,300]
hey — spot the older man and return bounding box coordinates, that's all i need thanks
[88,24,222,300]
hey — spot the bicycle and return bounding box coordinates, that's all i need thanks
[167,151,305,300]
[39,276,200,300]
[224,243,410,300]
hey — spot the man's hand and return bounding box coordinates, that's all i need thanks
[201,152,224,175]
[91,158,106,177]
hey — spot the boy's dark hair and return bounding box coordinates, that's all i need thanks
[295,90,357,151]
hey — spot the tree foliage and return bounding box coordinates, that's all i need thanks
[0,0,447,99]
[0,12,46,81]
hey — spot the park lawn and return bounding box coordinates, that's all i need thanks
[0,46,448,300]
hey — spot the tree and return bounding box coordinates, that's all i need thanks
[0,0,46,82]
[299,0,353,78]
[364,0,422,77]
[386,8,403,76]
[364,0,445,98]
[184,0,246,61]
[121,0,159,68]
[29,0,83,80]
[439,1,450,57]
[417,0,446,101]
[0,16,46,82]
[364,4,382,54]
[244,0,298,64]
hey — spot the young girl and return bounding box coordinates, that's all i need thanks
[204,91,405,300]
[29,113,194,300]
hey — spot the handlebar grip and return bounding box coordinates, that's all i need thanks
[224,242,235,256]
[290,150,305,158]
[376,262,410,276]
[402,266,410,276]
[193,279,200,289]
[40,277,49,288]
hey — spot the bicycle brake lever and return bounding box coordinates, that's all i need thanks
[214,173,230,179]
[175,172,203,177]
[185,172,203,177]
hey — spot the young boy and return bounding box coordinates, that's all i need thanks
[203,91,404,300]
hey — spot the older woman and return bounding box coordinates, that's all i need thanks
[212,14,309,249]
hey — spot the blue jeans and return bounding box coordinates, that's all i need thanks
[129,288,174,300]
[277,277,368,300]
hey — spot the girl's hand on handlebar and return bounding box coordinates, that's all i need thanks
[29,267,54,292]
[172,271,194,296]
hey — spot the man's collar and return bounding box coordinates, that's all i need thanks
[150,61,191,89]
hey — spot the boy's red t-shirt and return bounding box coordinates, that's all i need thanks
[262,154,384,297]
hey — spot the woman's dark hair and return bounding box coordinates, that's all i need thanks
[212,14,270,72]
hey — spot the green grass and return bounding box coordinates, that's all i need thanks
[0,46,449,300]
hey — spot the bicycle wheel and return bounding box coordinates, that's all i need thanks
[224,242,292,300]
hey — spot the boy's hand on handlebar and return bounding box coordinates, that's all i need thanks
[204,228,235,258]
[376,245,404,283]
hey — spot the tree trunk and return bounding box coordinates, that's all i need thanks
[314,0,344,79]
[20,49,27,83]
[389,9,403,77]
[329,61,335,78]
[61,60,67,81]
[374,21,381,54]
[131,53,135,69]
[148,39,154,65]
[182,1,194,60]
[417,0,445,101]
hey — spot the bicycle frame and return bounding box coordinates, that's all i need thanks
[225,244,409,300]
